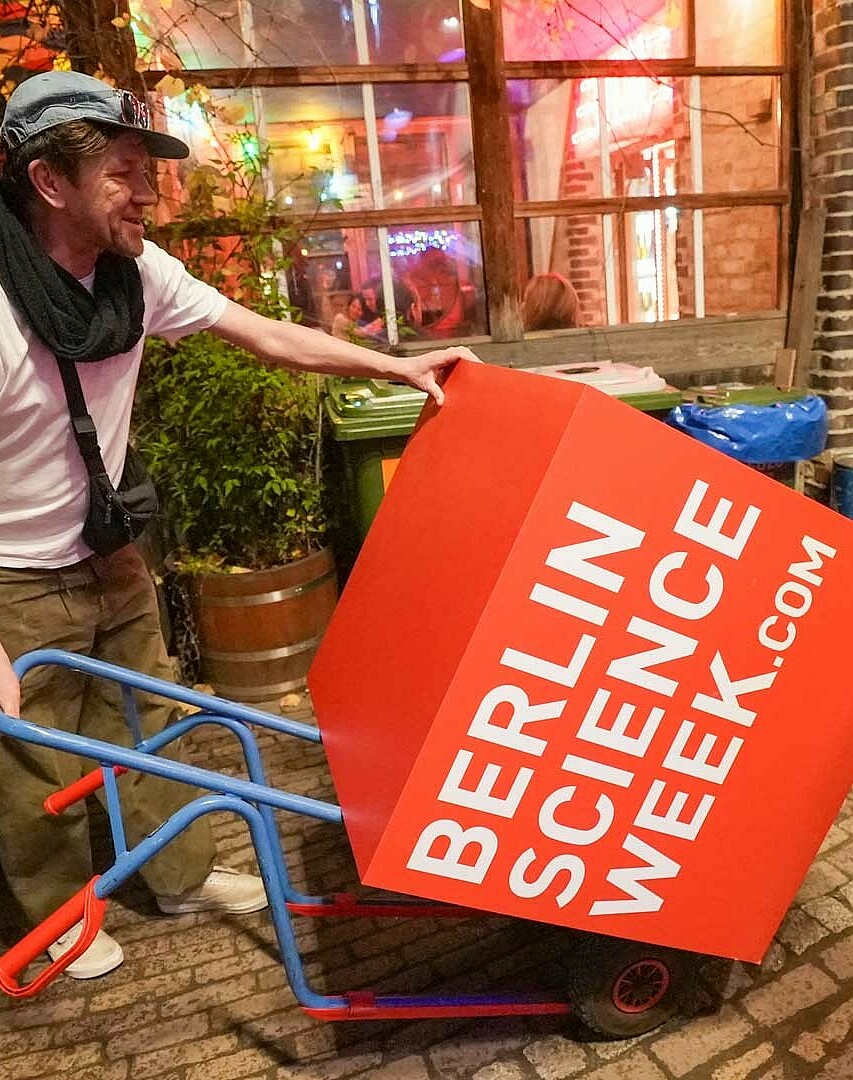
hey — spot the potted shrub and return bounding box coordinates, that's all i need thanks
[133,140,338,701]
[134,334,336,701]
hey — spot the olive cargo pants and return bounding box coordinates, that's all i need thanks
[0,545,216,925]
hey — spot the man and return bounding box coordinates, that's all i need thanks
[0,71,478,979]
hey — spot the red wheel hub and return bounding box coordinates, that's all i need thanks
[611,958,670,1014]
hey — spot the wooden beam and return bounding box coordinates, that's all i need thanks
[774,347,797,388]
[462,0,522,342]
[505,61,788,80]
[685,0,697,65]
[517,190,789,218]
[778,203,791,316]
[151,203,482,241]
[139,64,470,90]
[153,193,789,240]
[139,62,787,91]
[787,207,827,388]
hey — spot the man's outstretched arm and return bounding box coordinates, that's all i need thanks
[210,299,481,406]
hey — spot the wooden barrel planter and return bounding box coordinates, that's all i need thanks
[188,547,338,702]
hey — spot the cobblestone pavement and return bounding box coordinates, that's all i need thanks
[3,693,853,1080]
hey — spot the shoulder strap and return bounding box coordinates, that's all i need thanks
[56,360,109,477]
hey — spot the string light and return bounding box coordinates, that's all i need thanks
[388,229,459,257]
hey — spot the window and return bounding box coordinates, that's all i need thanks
[510,67,784,325]
[133,0,791,340]
[695,0,783,65]
[502,0,689,62]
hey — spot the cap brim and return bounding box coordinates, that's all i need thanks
[98,120,190,159]
[139,128,190,160]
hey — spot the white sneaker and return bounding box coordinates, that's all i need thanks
[155,865,268,915]
[47,921,124,979]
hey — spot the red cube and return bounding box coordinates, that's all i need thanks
[309,360,853,962]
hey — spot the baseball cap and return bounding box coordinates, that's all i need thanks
[0,71,189,159]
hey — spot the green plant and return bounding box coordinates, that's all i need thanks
[133,133,330,572]
[163,135,303,323]
[134,334,326,570]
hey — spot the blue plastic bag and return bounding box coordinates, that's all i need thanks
[666,395,828,464]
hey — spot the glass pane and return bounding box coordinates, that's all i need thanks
[516,216,608,327]
[366,0,465,64]
[371,84,475,208]
[502,0,687,62]
[263,88,370,214]
[250,1,357,65]
[292,223,486,340]
[159,87,371,215]
[696,0,782,65]
[616,208,694,323]
[132,0,243,69]
[131,0,359,68]
[159,85,475,216]
[703,206,780,315]
[606,78,693,196]
[388,220,487,338]
[153,138,261,228]
[153,87,226,173]
[700,77,781,193]
[509,79,695,203]
[509,80,604,201]
[132,0,466,68]
[291,229,382,334]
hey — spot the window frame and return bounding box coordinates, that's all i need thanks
[141,0,794,341]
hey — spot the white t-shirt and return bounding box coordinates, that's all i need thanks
[0,240,228,568]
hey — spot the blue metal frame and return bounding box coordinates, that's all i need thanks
[12,649,456,917]
[0,649,572,1019]
[12,650,342,910]
[13,648,323,743]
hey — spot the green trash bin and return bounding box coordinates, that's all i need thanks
[618,387,684,419]
[683,383,807,407]
[324,377,427,546]
[325,367,682,551]
[681,382,812,488]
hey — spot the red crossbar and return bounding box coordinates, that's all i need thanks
[287,892,483,919]
[303,991,572,1021]
[45,765,129,815]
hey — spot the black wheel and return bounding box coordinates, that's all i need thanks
[565,933,697,1039]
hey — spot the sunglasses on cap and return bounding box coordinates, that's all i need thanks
[118,90,152,131]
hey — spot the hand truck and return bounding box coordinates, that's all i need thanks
[0,649,705,1037]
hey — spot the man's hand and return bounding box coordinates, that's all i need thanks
[0,646,20,717]
[388,346,482,406]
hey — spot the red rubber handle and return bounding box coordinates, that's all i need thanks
[0,878,107,997]
[45,765,129,815]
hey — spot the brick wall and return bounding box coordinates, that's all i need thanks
[672,80,696,318]
[671,73,779,318]
[700,76,779,315]
[811,0,853,486]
